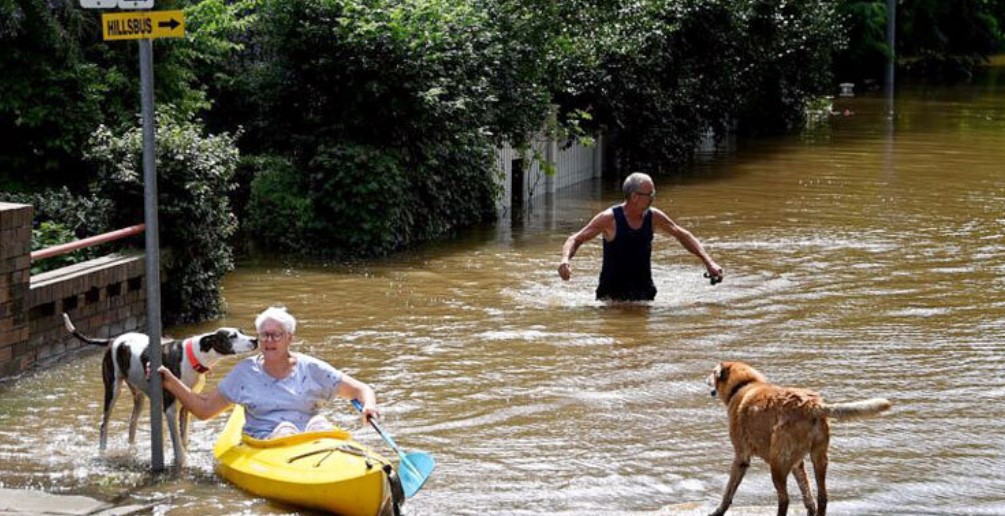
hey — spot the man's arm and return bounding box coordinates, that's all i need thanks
[651,209,723,278]
[558,210,614,280]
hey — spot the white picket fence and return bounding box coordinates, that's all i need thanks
[494,133,603,213]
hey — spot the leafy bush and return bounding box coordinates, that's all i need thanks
[235,0,512,256]
[406,136,499,239]
[302,144,408,256]
[86,109,240,325]
[0,186,112,237]
[29,221,84,274]
[243,155,312,252]
[0,187,114,274]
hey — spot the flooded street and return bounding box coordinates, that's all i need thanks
[2,75,1005,515]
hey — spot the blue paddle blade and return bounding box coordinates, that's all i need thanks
[399,451,436,498]
[350,400,436,498]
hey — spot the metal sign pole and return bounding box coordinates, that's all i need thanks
[139,36,165,472]
[83,0,176,474]
[885,0,896,116]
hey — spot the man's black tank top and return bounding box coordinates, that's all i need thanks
[596,206,657,301]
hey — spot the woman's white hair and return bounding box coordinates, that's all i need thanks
[255,306,297,334]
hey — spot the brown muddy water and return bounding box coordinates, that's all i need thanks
[2,77,1005,515]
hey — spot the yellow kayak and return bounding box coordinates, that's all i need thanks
[213,406,404,516]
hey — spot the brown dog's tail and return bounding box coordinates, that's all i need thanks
[62,313,110,346]
[824,398,892,421]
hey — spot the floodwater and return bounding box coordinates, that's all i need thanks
[2,74,1005,515]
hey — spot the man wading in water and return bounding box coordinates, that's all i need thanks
[557,172,724,301]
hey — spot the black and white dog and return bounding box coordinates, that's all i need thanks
[63,313,258,467]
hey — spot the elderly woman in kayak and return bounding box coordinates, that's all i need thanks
[158,306,380,439]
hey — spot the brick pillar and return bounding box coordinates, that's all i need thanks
[0,202,32,378]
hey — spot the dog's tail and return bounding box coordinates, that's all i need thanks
[824,398,892,421]
[62,313,110,346]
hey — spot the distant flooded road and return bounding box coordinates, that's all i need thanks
[2,74,1004,515]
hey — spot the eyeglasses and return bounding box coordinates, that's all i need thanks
[260,331,287,342]
[635,190,656,198]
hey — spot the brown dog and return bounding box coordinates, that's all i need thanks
[705,361,891,516]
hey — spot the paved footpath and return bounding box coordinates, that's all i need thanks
[0,488,777,515]
[0,488,152,516]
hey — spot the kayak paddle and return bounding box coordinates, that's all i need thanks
[351,399,435,498]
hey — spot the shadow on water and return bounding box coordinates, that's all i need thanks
[2,70,1005,514]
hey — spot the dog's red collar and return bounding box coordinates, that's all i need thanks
[185,338,210,374]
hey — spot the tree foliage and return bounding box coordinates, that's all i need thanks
[550,0,843,170]
[834,0,1005,84]
[898,0,1004,79]
[833,2,890,84]
[0,1,101,189]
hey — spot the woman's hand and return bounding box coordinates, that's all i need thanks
[360,402,381,424]
[145,363,174,382]
[155,365,177,385]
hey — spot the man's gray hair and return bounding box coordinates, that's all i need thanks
[255,306,297,334]
[622,172,652,199]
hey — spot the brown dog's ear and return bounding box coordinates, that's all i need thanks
[717,363,729,382]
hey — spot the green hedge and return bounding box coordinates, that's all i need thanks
[87,109,239,325]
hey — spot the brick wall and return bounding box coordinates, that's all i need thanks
[28,254,147,368]
[0,203,31,377]
[0,202,146,379]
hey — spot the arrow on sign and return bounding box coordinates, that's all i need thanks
[158,18,180,31]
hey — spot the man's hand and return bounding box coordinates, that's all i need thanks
[558,261,572,281]
[705,262,724,283]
